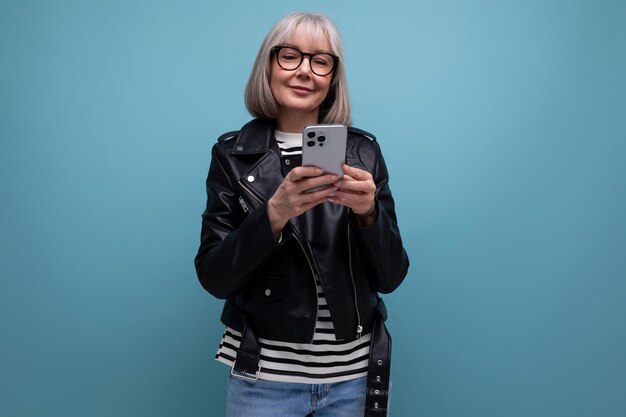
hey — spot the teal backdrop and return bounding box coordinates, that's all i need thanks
[1,0,625,416]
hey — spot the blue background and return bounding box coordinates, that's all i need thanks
[1,0,625,416]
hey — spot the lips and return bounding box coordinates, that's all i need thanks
[290,85,313,94]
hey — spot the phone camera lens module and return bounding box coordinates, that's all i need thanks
[318,136,326,142]
[307,140,316,147]
[307,131,316,139]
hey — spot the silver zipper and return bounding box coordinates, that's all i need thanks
[293,231,320,343]
[347,210,363,338]
[239,180,263,206]
[238,196,250,214]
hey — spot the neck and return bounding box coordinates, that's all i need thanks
[275,109,319,133]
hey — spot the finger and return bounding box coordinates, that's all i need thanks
[327,193,362,210]
[333,189,369,201]
[303,173,340,189]
[338,178,374,194]
[288,166,323,182]
[342,164,372,181]
[328,191,374,213]
[305,183,340,200]
[286,169,302,182]
[297,166,325,178]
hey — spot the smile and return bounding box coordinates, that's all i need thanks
[290,86,313,94]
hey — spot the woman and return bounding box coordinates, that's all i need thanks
[194,12,409,417]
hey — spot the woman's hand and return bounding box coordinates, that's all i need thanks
[267,166,340,236]
[327,164,377,226]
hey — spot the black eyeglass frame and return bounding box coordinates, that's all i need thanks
[271,45,339,76]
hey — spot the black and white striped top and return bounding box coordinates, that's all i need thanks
[215,130,371,384]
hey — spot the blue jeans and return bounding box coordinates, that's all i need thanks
[226,374,366,417]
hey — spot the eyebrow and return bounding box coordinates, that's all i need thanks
[281,43,334,55]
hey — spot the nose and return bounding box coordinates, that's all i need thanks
[296,56,312,77]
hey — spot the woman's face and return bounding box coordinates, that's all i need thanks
[270,31,333,124]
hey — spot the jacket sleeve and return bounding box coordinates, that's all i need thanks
[352,140,410,293]
[194,143,282,299]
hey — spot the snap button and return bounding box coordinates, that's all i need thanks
[377,360,383,366]
[236,145,244,151]
[285,159,290,165]
[247,175,255,183]
[264,289,271,297]
[375,389,380,395]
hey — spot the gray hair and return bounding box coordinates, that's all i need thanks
[244,12,351,126]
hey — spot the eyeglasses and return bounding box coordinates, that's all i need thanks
[272,46,338,76]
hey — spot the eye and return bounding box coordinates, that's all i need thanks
[279,48,301,61]
[313,54,333,67]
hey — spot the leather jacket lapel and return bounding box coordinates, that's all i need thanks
[239,149,283,204]
[232,119,284,205]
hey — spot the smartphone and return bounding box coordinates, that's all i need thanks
[302,124,347,177]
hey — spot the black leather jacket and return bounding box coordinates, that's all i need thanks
[194,119,409,343]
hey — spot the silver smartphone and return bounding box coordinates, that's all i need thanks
[302,124,347,179]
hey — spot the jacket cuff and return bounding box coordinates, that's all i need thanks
[348,199,380,231]
[259,202,293,245]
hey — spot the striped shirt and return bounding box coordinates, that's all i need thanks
[215,130,371,384]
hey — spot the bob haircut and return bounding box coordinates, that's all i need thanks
[245,12,351,126]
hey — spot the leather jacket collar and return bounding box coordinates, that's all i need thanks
[231,119,275,155]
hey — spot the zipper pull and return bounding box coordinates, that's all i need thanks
[238,196,250,214]
[356,325,363,339]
